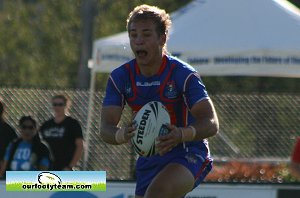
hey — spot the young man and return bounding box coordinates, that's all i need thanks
[40,95,84,170]
[100,5,219,198]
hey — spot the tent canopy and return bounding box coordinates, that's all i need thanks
[92,0,300,77]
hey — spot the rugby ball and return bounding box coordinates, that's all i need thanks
[131,101,170,157]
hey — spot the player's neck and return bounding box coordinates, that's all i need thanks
[138,55,164,77]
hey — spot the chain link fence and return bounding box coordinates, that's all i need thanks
[1,87,300,182]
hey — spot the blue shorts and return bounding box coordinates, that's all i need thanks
[135,144,213,196]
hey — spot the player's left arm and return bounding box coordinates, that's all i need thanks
[157,99,219,155]
[182,71,219,140]
[156,71,219,155]
[189,98,219,140]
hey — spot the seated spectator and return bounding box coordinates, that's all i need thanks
[0,116,52,179]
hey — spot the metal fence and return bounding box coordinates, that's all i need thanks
[1,87,300,181]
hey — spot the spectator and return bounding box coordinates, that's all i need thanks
[0,97,17,175]
[0,116,52,178]
[40,94,84,170]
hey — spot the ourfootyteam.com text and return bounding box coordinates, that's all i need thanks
[22,183,92,191]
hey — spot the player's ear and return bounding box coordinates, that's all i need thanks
[159,33,167,47]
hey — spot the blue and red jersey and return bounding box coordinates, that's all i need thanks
[103,55,213,194]
[103,55,211,152]
[103,55,209,152]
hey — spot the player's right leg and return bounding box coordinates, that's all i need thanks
[134,145,212,198]
[144,162,194,198]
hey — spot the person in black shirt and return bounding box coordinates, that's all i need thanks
[40,94,84,170]
[0,98,17,177]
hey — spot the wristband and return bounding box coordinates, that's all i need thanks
[181,126,196,142]
[115,128,127,144]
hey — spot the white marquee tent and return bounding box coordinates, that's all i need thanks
[83,0,300,169]
[91,0,300,77]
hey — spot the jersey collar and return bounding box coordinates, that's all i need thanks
[134,55,167,76]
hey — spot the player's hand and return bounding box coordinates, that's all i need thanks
[155,124,182,156]
[116,120,137,144]
[124,120,137,141]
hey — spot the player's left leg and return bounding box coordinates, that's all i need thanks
[144,162,194,198]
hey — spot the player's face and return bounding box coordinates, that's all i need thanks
[52,98,66,115]
[20,120,36,141]
[129,19,166,69]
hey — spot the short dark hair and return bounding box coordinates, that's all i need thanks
[127,4,171,36]
[19,116,37,128]
[126,4,172,53]
[52,94,68,104]
[52,94,72,108]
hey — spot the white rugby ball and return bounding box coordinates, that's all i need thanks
[131,101,170,157]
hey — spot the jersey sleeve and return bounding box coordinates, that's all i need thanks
[103,75,124,107]
[103,65,128,107]
[183,72,209,110]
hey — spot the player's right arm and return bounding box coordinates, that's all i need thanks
[100,71,135,145]
[100,106,123,145]
[100,106,136,145]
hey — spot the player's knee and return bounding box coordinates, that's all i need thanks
[144,183,174,198]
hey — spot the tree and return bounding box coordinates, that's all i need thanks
[0,0,193,89]
[0,0,81,88]
[0,0,299,90]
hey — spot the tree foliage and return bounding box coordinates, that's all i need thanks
[0,0,192,88]
[0,0,299,91]
[0,0,82,88]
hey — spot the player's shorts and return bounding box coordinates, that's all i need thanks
[292,137,300,163]
[135,144,213,196]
